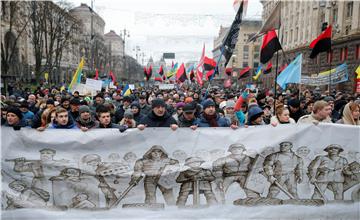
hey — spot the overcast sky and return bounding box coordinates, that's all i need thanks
[66,0,263,64]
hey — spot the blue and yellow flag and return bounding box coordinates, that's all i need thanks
[253,65,262,80]
[166,62,178,78]
[69,57,85,91]
[122,84,131,96]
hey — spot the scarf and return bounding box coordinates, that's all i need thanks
[203,113,218,127]
[342,103,360,125]
[77,117,96,128]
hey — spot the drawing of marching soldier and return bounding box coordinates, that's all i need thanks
[212,144,259,203]
[176,157,217,207]
[263,142,303,199]
[308,144,352,200]
[130,145,179,205]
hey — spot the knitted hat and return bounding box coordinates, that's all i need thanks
[7,106,23,120]
[176,102,185,109]
[124,109,134,119]
[151,98,166,108]
[247,106,263,122]
[226,100,235,108]
[79,105,90,114]
[202,99,215,109]
[70,98,81,105]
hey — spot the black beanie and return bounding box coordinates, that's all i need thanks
[7,106,23,120]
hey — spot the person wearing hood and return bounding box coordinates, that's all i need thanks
[130,145,179,205]
[336,102,360,125]
[247,105,265,126]
[49,107,78,129]
[76,105,98,131]
[195,99,236,128]
[137,98,178,131]
[3,106,27,129]
[119,109,137,128]
[130,101,144,125]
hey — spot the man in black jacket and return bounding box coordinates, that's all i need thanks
[177,103,198,129]
[114,96,132,123]
[137,99,178,130]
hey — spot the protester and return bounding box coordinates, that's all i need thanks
[37,107,57,131]
[177,103,198,129]
[119,110,137,128]
[49,107,78,129]
[247,105,265,126]
[173,102,185,121]
[3,106,27,128]
[69,98,81,121]
[298,100,332,124]
[138,94,151,115]
[76,105,99,131]
[130,102,144,125]
[137,98,178,130]
[336,102,360,125]
[114,96,132,123]
[19,101,34,126]
[271,105,296,126]
[195,99,235,128]
[96,105,125,130]
[288,99,305,122]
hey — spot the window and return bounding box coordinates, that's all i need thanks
[327,50,333,63]
[332,8,338,23]
[243,62,248,68]
[243,45,249,60]
[340,47,348,61]
[356,45,360,60]
[346,2,353,17]
[253,62,259,68]
[345,25,351,35]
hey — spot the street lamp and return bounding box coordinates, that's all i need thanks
[120,28,130,81]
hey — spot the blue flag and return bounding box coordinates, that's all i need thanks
[276,53,302,90]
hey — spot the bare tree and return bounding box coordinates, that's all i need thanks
[30,1,79,83]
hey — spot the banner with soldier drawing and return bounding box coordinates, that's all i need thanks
[1,124,359,219]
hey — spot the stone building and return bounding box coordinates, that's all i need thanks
[212,20,262,87]
[260,0,360,92]
[104,30,125,80]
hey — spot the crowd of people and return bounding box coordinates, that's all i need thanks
[1,84,360,132]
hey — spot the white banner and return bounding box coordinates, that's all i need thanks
[159,84,175,90]
[1,124,359,219]
[86,78,103,91]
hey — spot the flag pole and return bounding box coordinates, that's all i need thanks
[273,0,282,115]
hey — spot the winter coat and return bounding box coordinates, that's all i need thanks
[177,114,197,127]
[49,117,78,129]
[194,113,230,127]
[139,111,177,127]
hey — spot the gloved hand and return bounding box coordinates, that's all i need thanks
[119,125,128,133]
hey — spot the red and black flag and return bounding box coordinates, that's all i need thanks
[309,25,332,59]
[176,63,187,83]
[189,69,195,82]
[264,62,272,74]
[144,66,152,81]
[225,68,232,77]
[238,66,251,79]
[205,69,215,81]
[260,29,282,64]
[158,65,164,76]
[203,56,217,71]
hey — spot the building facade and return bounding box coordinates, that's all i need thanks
[212,20,262,87]
[261,0,360,92]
